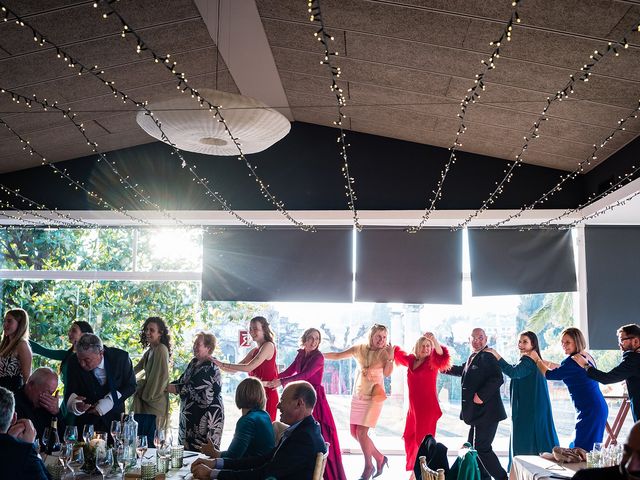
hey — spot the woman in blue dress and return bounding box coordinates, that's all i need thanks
[486,331,559,469]
[528,327,608,450]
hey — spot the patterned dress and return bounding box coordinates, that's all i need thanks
[171,358,224,450]
[0,353,23,392]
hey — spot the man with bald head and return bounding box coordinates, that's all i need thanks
[446,328,507,480]
[14,366,65,438]
[572,420,640,479]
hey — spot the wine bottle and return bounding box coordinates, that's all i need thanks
[44,418,61,455]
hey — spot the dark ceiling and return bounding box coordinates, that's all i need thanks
[0,0,639,226]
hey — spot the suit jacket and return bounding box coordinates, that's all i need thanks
[0,433,51,479]
[447,348,506,425]
[218,415,326,480]
[586,350,640,422]
[64,346,136,432]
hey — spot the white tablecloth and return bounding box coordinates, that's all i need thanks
[509,455,585,480]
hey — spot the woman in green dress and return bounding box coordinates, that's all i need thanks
[29,320,93,420]
[486,331,559,469]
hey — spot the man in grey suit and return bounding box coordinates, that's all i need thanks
[446,328,507,480]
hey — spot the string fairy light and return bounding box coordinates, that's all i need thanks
[455,20,640,230]
[307,0,361,230]
[0,87,194,230]
[408,0,523,233]
[92,0,315,232]
[0,117,151,226]
[571,188,640,226]
[486,99,640,229]
[0,1,262,231]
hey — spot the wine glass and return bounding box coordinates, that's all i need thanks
[41,427,50,452]
[96,447,113,478]
[114,443,125,476]
[68,445,85,477]
[154,429,166,450]
[110,420,121,446]
[136,435,148,468]
[82,424,94,444]
[58,442,73,477]
[63,425,78,444]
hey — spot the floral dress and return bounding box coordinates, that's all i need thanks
[171,358,224,450]
[0,353,24,392]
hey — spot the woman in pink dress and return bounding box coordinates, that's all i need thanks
[215,316,279,420]
[394,332,450,475]
[325,324,394,480]
[265,328,346,480]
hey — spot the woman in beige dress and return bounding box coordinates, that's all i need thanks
[325,324,394,480]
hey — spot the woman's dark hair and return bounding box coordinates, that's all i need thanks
[72,320,93,335]
[250,316,275,343]
[140,316,172,356]
[520,330,542,359]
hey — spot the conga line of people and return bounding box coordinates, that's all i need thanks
[1,308,639,480]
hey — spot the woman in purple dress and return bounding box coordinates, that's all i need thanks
[265,328,346,480]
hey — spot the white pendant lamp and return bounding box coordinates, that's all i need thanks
[136,89,291,155]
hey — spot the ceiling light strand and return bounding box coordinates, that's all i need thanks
[0,117,150,226]
[454,20,640,230]
[93,0,313,232]
[487,99,640,228]
[0,1,259,231]
[308,0,362,231]
[408,0,523,233]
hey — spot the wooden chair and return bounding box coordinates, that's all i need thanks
[312,442,330,480]
[419,456,445,480]
[272,420,289,444]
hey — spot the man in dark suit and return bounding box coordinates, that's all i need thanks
[191,380,327,480]
[14,367,65,439]
[0,386,50,479]
[572,420,640,480]
[446,328,507,480]
[64,333,136,435]
[572,324,640,422]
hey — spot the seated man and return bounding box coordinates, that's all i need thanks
[0,386,50,479]
[64,333,136,435]
[572,420,640,479]
[14,367,65,439]
[191,380,326,480]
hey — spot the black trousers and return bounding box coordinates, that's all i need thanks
[467,421,507,480]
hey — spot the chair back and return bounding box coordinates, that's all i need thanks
[311,442,330,480]
[419,456,445,480]
[272,420,289,444]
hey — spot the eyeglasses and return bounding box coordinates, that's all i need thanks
[619,337,635,343]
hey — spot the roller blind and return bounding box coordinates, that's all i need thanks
[468,228,577,296]
[355,228,463,304]
[202,228,353,302]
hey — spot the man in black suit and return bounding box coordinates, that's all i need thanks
[64,333,136,435]
[446,328,507,480]
[191,380,327,480]
[572,324,640,422]
[0,386,50,479]
[572,420,640,479]
[14,367,65,439]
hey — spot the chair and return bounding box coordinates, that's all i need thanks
[311,442,330,480]
[419,456,445,480]
[272,420,289,443]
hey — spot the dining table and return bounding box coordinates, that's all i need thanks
[509,455,585,480]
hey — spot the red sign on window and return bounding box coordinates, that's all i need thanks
[239,330,252,347]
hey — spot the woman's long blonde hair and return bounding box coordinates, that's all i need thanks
[0,308,29,357]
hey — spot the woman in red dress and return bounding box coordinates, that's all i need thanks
[265,328,346,480]
[214,316,279,420]
[394,332,450,474]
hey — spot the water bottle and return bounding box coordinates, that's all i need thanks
[122,413,138,469]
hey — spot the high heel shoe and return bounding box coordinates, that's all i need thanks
[357,465,376,480]
[372,456,388,478]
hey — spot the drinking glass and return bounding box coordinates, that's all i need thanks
[41,427,50,451]
[154,429,168,450]
[114,443,125,476]
[68,446,85,477]
[96,447,114,477]
[136,435,148,468]
[58,442,73,478]
[110,420,122,446]
[63,426,78,444]
[82,424,94,444]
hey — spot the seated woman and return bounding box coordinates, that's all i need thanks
[200,377,274,459]
[167,332,224,450]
